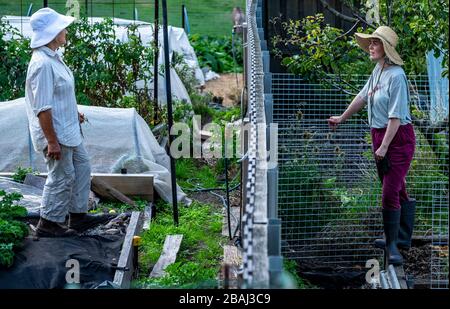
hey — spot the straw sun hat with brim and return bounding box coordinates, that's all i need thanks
[355,26,404,66]
[30,8,75,49]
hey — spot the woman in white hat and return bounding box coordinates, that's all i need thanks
[25,8,104,236]
[327,26,416,265]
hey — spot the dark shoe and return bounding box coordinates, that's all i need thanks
[35,217,77,237]
[68,212,114,232]
[374,199,416,249]
[382,209,403,265]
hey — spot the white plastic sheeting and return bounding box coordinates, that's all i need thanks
[0,98,191,206]
[1,15,206,104]
[426,50,449,124]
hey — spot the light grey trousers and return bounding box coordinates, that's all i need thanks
[40,143,91,223]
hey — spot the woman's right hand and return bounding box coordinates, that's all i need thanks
[327,116,343,130]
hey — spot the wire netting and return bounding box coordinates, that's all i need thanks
[272,73,449,271]
[431,181,449,289]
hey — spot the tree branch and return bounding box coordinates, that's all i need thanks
[319,0,357,23]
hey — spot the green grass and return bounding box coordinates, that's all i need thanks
[176,158,219,189]
[135,199,225,288]
[283,259,318,289]
[88,199,148,214]
[0,0,245,36]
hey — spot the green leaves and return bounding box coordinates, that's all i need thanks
[0,243,14,268]
[63,18,156,124]
[271,0,448,83]
[0,19,30,101]
[189,34,243,73]
[272,13,370,88]
[0,190,28,268]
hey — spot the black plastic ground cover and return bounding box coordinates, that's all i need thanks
[0,234,124,289]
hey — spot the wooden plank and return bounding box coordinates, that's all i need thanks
[149,234,183,278]
[113,211,144,288]
[222,245,242,289]
[92,174,154,201]
[1,172,153,177]
[224,245,242,266]
[91,177,137,206]
[393,265,409,289]
[1,172,154,201]
[23,173,46,189]
[200,130,213,141]
[142,203,153,230]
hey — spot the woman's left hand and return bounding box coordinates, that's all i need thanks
[375,144,388,161]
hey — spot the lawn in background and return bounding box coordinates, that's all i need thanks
[0,0,245,36]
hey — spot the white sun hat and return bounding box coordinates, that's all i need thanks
[30,7,75,49]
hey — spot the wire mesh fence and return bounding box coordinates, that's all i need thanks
[272,73,449,273]
[0,0,245,36]
[431,181,449,289]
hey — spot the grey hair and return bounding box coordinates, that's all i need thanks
[384,55,395,65]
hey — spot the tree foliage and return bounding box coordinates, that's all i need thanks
[272,0,448,79]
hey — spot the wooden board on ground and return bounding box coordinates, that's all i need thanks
[0,173,154,202]
[91,174,154,202]
[224,245,242,266]
[149,234,183,278]
[394,265,409,289]
[113,211,144,289]
[23,174,46,190]
[142,203,153,230]
[91,177,137,206]
[222,245,242,288]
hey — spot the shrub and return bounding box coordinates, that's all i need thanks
[189,34,243,73]
[0,190,28,267]
[0,19,30,101]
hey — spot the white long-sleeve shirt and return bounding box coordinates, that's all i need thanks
[25,46,82,152]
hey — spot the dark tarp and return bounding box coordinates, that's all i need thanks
[0,234,123,289]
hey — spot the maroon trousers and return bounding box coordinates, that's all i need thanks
[371,124,416,210]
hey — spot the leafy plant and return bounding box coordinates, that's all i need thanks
[11,166,34,184]
[271,0,449,80]
[63,18,157,124]
[0,19,31,101]
[0,243,14,268]
[189,34,243,73]
[271,13,372,93]
[0,190,27,220]
[0,218,27,246]
[0,190,28,268]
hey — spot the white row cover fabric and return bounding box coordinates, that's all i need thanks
[0,98,191,206]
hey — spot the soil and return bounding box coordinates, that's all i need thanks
[401,240,432,288]
[286,208,438,289]
[202,73,244,107]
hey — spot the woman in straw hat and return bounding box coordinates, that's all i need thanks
[328,26,416,265]
[25,8,106,237]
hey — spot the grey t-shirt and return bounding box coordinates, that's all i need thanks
[357,63,412,128]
